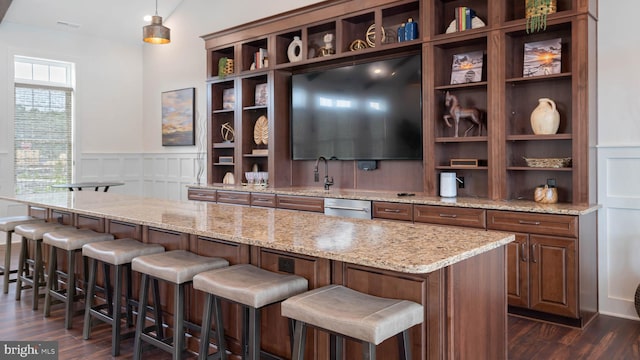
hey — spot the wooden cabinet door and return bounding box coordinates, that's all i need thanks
[507,233,529,308]
[529,235,578,318]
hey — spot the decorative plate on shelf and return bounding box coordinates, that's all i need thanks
[254,115,268,145]
[445,16,486,34]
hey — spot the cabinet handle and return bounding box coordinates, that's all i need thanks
[383,208,401,213]
[520,242,527,262]
[325,205,369,212]
[531,244,537,263]
[439,213,458,218]
[518,220,541,226]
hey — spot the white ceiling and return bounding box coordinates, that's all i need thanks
[3,0,184,45]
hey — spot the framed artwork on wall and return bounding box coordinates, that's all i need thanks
[162,87,195,146]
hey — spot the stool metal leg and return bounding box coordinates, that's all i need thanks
[248,307,261,360]
[134,273,150,360]
[43,247,57,317]
[32,240,44,310]
[3,230,13,294]
[152,278,164,339]
[398,330,411,360]
[291,321,307,360]
[173,283,185,360]
[199,293,214,360]
[125,264,134,328]
[112,264,123,356]
[362,342,376,360]
[82,257,98,340]
[14,237,27,301]
[214,296,227,360]
[63,249,77,329]
[330,335,343,360]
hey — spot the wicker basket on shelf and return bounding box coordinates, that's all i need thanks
[523,156,572,168]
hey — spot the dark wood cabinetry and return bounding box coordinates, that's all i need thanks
[276,195,324,213]
[488,209,595,326]
[414,204,485,228]
[215,190,251,205]
[202,0,596,206]
[372,201,413,221]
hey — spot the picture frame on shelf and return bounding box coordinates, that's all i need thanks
[222,88,235,110]
[161,87,195,146]
[255,83,268,106]
[450,51,483,84]
[523,38,562,77]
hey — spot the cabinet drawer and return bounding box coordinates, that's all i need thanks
[188,188,217,202]
[372,202,413,221]
[414,205,486,229]
[276,195,324,213]
[487,210,577,238]
[216,191,251,206]
[250,193,276,208]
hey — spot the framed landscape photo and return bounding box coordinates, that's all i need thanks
[450,51,483,84]
[523,38,562,77]
[162,87,195,146]
[222,88,235,110]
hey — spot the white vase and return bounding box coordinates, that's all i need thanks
[530,98,560,135]
[287,36,303,63]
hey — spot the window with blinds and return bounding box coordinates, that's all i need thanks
[14,57,74,194]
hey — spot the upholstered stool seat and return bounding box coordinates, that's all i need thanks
[14,221,67,309]
[0,216,44,294]
[281,284,424,360]
[193,264,309,360]
[82,239,165,356]
[132,250,229,360]
[42,228,114,329]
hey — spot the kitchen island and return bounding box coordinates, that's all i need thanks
[1,192,514,359]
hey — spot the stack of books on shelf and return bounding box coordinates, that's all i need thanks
[254,48,268,69]
[455,7,475,31]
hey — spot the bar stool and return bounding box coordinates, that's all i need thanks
[14,221,68,310]
[281,284,424,360]
[132,250,229,360]
[0,216,45,294]
[82,238,165,356]
[193,264,309,360]
[42,227,114,329]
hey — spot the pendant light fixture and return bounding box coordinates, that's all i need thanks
[143,0,170,44]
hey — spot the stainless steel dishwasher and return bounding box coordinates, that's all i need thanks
[323,198,371,220]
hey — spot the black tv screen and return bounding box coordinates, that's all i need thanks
[291,54,422,160]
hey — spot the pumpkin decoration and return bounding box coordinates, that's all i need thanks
[525,0,556,34]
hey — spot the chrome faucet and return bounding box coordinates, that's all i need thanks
[314,156,334,190]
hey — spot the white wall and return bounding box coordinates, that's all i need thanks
[0,21,145,214]
[597,1,640,319]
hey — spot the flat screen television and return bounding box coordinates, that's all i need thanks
[291,54,422,161]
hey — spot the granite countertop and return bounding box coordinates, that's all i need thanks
[1,192,514,274]
[189,184,600,216]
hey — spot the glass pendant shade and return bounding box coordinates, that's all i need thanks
[143,15,170,44]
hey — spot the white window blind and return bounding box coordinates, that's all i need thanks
[14,57,74,195]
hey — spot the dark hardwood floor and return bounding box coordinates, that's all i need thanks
[2,243,640,359]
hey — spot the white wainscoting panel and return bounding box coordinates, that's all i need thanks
[141,153,198,201]
[79,153,144,195]
[598,146,640,319]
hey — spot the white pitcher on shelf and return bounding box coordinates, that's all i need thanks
[530,98,560,135]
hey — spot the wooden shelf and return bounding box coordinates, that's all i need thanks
[436,166,488,170]
[507,134,572,141]
[434,81,487,91]
[214,163,235,166]
[506,72,572,84]
[507,167,572,172]
[213,142,235,149]
[436,136,487,143]
[212,109,234,114]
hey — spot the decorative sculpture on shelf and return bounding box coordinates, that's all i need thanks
[221,122,235,142]
[443,91,483,137]
[318,33,335,57]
